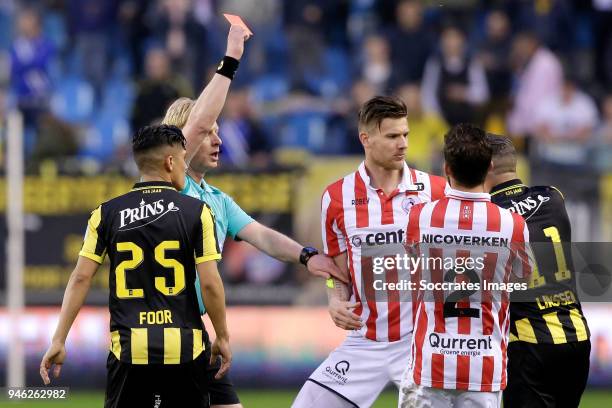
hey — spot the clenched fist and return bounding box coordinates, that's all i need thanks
[225,25,251,60]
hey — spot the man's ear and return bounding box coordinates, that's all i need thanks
[359,132,368,148]
[164,154,174,172]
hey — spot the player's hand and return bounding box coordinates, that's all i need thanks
[40,341,66,385]
[329,297,362,330]
[211,337,232,380]
[307,254,349,283]
[225,25,251,60]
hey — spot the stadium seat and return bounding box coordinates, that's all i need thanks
[100,78,134,118]
[251,75,288,103]
[79,113,130,162]
[50,75,95,123]
[42,11,67,52]
[280,111,329,153]
[0,9,12,50]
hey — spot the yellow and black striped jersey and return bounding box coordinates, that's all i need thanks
[79,181,221,364]
[491,179,589,344]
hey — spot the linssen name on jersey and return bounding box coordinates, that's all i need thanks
[119,199,179,229]
[422,234,509,247]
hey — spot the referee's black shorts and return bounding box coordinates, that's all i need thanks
[203,328,241,406]
[504,340,591,408]
[105,351,210,408]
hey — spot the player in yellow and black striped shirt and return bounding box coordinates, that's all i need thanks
[485,135,590,408]
[40,125,230,408]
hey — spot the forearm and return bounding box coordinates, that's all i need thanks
[52,269,94,343]
[183,74,231,162]
[326,278,351,302]
[199,266,229,340]
[239,223,302,263]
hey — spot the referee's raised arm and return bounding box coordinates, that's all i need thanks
[181,25,251,164]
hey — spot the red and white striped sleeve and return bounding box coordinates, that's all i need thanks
[428,174,447,201]
[321,184,346,257]
[510,212,533,279]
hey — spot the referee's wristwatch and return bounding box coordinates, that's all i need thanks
[299,247,319,266]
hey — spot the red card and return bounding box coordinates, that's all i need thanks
[223,13,253,36]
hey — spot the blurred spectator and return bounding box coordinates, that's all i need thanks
[534,75,598,142]
[593,0,612,88]
[386,0,434,86]
[359,35,392,92]
[149,0,208,88]
[507,31,563,138]
[118,0,151,77]
[30,112,79,165]
[421,26,489,125]
[218,88,270,168]
[477,9,513,112]
[533,74,598,166]
[598,93,612,144]
[284,0,348,46]
[340,78,377,154]
[10,7,55,153]
[284,0,325,92]
[594,92,612,170]
[130,47,191,130]
[397,83,447,173]
[68,0,118,96]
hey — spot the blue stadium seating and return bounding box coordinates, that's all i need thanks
[251,75,288,103]
[50,75,95,123]
[280,111,329,153]
[79,113,130,162]
[100,78,134,119]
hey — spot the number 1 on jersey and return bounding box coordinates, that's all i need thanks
[528,226,571,289]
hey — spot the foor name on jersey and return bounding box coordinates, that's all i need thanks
[119,199,179,229]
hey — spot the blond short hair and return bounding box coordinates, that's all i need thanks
[162,97,195,129]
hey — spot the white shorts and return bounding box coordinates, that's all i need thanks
[399,367,501,408]
[300,334,412,407]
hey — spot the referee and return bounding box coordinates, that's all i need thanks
[484,134,591,408]
[40,125,230,408]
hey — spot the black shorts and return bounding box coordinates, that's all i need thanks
[504,340,591,408]
[105,352,209,408]
[203,329,241,406]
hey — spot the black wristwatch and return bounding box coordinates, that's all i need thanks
[299,246,319,266]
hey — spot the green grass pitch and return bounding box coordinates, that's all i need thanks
[5,390,612,407]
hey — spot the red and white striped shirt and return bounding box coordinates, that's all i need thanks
[406,187,530,392]
[321,161,446,342]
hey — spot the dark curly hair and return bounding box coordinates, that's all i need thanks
[444,123,492,187]
[132,124,186,154]
[132,125,186,171]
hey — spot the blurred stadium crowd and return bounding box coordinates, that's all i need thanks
[2,0,612,175]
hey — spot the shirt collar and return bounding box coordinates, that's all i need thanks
[357,161,418,193]
[186,174,213,193]
[445,186,491,202]
[199,177,214,193]
[132,181,175,190]
[490,178,526,197]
